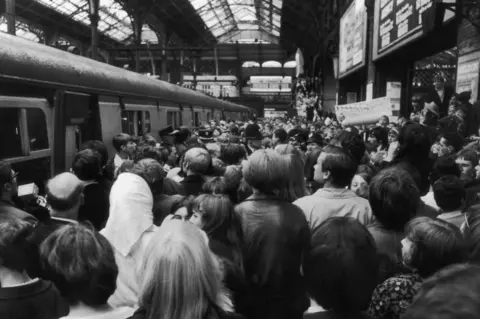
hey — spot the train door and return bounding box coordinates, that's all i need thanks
[121,110,152,136]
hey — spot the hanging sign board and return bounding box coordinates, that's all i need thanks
[336,97,393,126]
[456,50,480,104]
[373,0,455,61]
[339,0,368,78]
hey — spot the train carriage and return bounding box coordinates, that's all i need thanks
[0,33,254,191]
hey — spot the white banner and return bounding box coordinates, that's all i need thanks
[335,97,393,126]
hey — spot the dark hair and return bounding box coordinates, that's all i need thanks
[332,131,366,164]
[72,149,102,181]
[79,140,108,168]
[369,127,389,149]
[170,195,195,218]
[406,217,467,278]
[273,128,288,143]
[211,158,226,177]
[369,167,419,232]
[112,133,133,152]
[403,264,480,319]
[135,145,164,164]
[304,148,322,182]
[303,217,378,312]
[457,149,479,167]
[202,177,227,195]
[356,165,374,184]
[138,133,157,147]
[0,217,34,272]
[321,145,357,188]
[430,156,461,186]
[40,224,118,306]
[440,133,463,153]
[220,144,246,165]
[433,175,465,211]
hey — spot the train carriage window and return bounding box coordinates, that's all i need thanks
[0,108,22,159]
[121,111,135,135]
[26,108,49,151]
[144,111,151,133]
[178,112,183,126]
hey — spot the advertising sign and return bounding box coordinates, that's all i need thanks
[373,0,455,60]
[456,50,480,103]
[335,97,393,126]
[339,0,367,78]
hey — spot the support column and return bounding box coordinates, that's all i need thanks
[88,0,100,61]
[6,0,16,35]
[366,5,376,100]
[213,46,219,77]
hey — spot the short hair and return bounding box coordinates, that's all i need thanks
[40,224,118,306]
[406,217,467,277]
[46,173,84,212]
[211,158,226,177]
[273,128,288,143]
[135,145,164,163]
[183,148,212,175]
[72,149,102,181]
[112,133,133,152]
[220,144,246,165]
[440,133,463,152]
[356,165,374,184]
[369,167,419,232]
[457,149,479,167]
[202,177,227,195]
[138,133,157,147]
[331,130,366,164]
[0,217,34,272]
[303,217,378,312]
[433,175,465,211]
[321,145,357,188]
[403,264,480,319]
[79,140,108,167]
[130,158,165,187]
[243,149,285,195]
[430,156,461,185]
[275,143,301,157]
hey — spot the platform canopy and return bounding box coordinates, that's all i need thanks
[188,0,282,43]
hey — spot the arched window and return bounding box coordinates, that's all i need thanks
[262,61,282,68]
[284,61,297,68]
[242,61,260,68]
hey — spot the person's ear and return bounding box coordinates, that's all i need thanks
[4,182,12,193]
[323,170,331,181]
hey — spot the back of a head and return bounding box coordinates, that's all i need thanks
[220,143,246,165]
[40,224,118,307]
[202,177,227,195]
[139,220,227,319]
[274,128,288,143]
[396,122,431,160]
[430,156,460,186]
[72,149,102,181]
[243,149,285,195]
[0,216,34,273]
[46,172,84,213]
[303,217,378,313]
[403,264,480,319]
[321,145,358,188]
[112,133,133,153]
[406,217,467,278]
[130,158,165,188]
[369,167,420,232]
[79,140,108,167]
[433,175,465,212]
[332,130,365,164]
[184,147,212,176]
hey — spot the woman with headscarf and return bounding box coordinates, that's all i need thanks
[101,160,161,308]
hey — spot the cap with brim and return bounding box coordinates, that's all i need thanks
[425,102,439,116]
[307,132,323,145]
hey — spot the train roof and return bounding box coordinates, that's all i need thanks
[0,33,252,113]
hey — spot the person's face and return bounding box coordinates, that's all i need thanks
[380,116,389,126]
[401,237,414,266]
[448,105,457,116]
[189,207,204,229]
[388,132,398,144]
[313,152,327,185]
[173,207,190,221]
[272,135,279,145]
[434,79,445,90]
[368,134,378,145]
[310,126,316,133]
[123,141,136,155]
[456,157,475,181]
[350,175,369,198]
[439,138,453,157]
[307,142,320,153]
[475,164,480,180]
[412,97,421,111]
[213,129,220,137]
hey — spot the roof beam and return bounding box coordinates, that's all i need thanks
[217,29,278,43]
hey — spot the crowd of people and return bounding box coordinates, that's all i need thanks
[3,103,480,319]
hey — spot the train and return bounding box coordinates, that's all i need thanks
[0,33,254,189]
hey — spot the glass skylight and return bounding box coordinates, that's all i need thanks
[0,16,43,42]
[34,0,133,42]
[189,0,282,41]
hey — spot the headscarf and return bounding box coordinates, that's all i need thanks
[101,172,154,257]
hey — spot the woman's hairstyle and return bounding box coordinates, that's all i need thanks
[40,224,118,306]
[0,217,34,273]
[405,217,467,278]
[303,217,378,313]
[242,149,286,196]
[369,167,420,232]
[170,195,195,217]
[278,154,309,203]
[138,220,232,319]
[369,127,389,149]
[403,264,480,319]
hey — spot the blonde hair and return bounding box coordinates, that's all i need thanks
[138,220,232,319]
